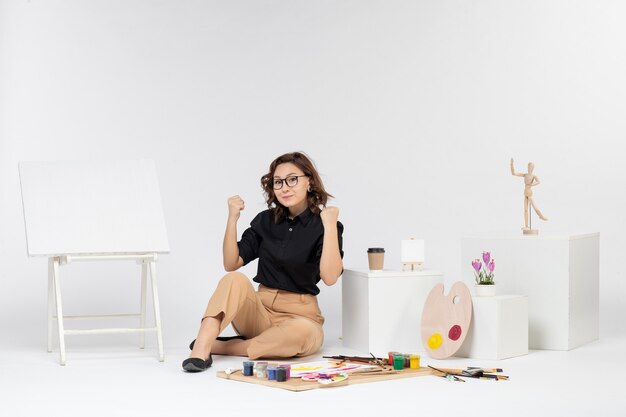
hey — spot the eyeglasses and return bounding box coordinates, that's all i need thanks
[272,175,308,190]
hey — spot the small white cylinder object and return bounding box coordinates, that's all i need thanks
[401,239,424,263]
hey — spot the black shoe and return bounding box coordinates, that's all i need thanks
[182,354,213,372]
[189,335,246,351]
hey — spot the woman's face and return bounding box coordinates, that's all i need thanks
[273,162,310,215]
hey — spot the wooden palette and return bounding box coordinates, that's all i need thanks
[216,367,433,391]
[421,282,472,359]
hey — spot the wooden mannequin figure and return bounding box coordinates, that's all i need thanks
[510,158,548,235]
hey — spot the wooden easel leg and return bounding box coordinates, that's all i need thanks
[52,258,66,365]
[139,262,147,349]
[47,258,54,353]
[148,261,164,362]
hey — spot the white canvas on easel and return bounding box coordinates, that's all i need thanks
[19,160,170,365]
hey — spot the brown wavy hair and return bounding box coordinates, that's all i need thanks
[261,152,333,223]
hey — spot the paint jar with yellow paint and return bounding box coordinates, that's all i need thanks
[409,354,420,369]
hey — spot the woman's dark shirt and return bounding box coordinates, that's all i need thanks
[237,208,344,295]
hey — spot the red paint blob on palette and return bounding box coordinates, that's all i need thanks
[448,325,462,341]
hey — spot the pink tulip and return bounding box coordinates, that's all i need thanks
[482,251,491,265]
[488,259,495,273]
[472,259,481,273]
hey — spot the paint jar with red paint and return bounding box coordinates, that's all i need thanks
[388,351,399,366]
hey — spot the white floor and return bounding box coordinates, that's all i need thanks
[3,336,625,417]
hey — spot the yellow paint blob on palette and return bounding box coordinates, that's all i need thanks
[427,333,443,349]
[421,282,472,359]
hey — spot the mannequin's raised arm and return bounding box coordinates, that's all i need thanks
[510,158,523,177]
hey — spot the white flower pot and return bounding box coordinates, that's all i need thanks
[475,284,496,297]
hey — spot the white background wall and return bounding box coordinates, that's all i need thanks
[1,0,624,350]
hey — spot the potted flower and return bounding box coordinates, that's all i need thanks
[472,251,496,296]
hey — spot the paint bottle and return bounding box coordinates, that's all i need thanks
[255,361,268,378]
[283,364,291,380]
[276,366,287,382]
[388,351,399,366]
[243,361,254,376]
[409,354,420,369]
[267,365,277,380]
[393,354,404,370]
[403,354,411,368]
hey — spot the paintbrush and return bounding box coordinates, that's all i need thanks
[349,369,400,377]
[428,365,465,382]
[323,354,387,368]
[369,352,387,368]
[323,355,374,363]
[479,374,509,381]
[467,367,504,373]
[435,367,509,380]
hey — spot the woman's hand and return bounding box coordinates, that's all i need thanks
[227,195,245,222]
[320,206,339,228]
[319,206,342,286]
[224,195,245,271]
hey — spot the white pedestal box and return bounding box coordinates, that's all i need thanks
[461,233,599,350]
[341,269,443,355]
[457,295,528,360]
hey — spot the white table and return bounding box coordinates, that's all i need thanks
[342,268,443,355]
[462,232,599,350]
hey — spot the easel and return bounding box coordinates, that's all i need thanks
[401,238,424,271]
[20,160,170,365]
[47,254,164,365]
[401,261,423,272]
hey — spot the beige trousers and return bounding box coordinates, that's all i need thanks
[203,272,325,360]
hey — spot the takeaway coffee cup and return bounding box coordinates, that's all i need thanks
[367,248,385,271]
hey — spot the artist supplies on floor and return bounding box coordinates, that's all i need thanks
[218,354,509,391]
[216,359,433,391]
